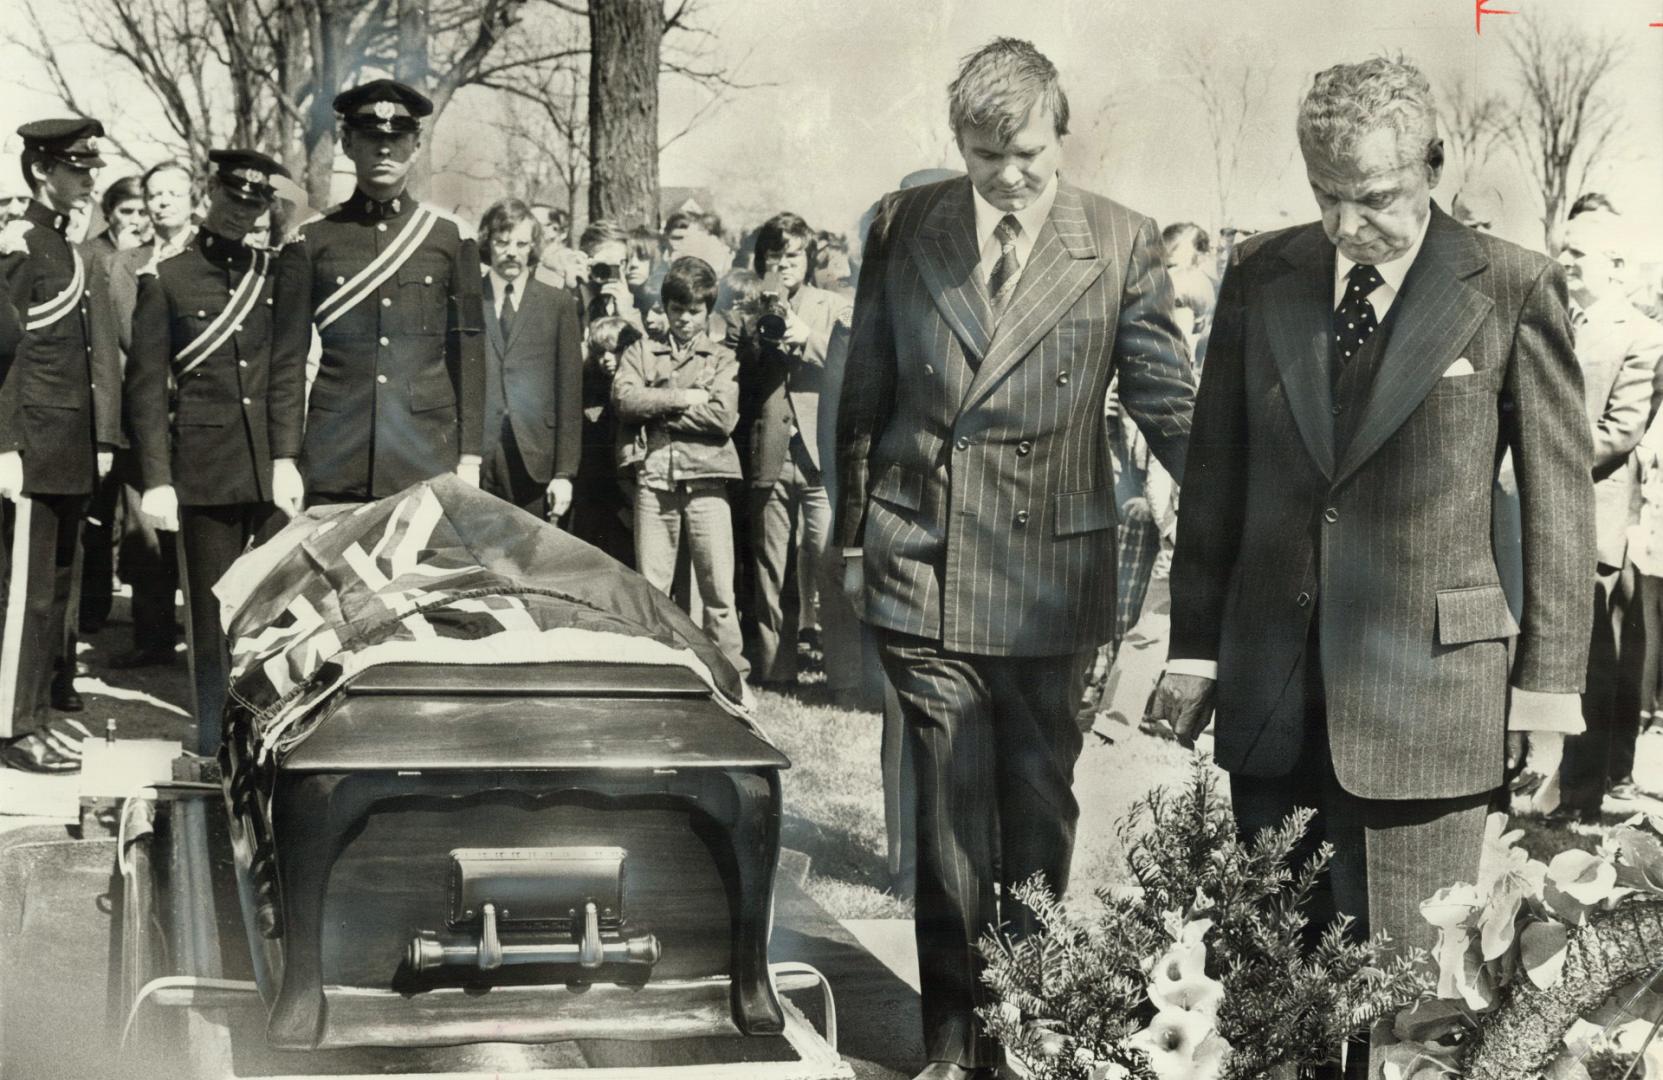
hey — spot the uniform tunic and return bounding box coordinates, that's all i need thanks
[270,189,485,500]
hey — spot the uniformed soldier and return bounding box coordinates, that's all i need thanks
[128,150,293,757]
[0,119,120,774]
[270,79,485,507]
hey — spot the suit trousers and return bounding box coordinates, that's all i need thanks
[876,628,1093,1068]
[1,494,86,735]
[749,437,831,682]
[177,503,281,756]
[634,480,748,680]
[483,421,554,519]
[1560,562,1643,812]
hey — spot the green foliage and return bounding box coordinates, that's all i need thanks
[978,759,1430,1079]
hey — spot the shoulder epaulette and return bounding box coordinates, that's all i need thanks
[428,206,477,243]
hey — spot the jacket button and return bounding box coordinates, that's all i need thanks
[376,374,388,385]
[378,336,389,346]
[955,436,970,450]
[1331,404,1344,415]
[1056,371,1070,385]
[377,223,388,232]
[382,297,392,307]
[233,323,243,333]
[1017,440,1033,455]
[336,276,346,285]
[197,309,207,317]
[424,275,433,285]
[1297,592,1311,607]
[239,360,248,368]
[1324,507,1339,523]
[1015,509,1030,527]
[923,364,935,375]
[241,397,251,406]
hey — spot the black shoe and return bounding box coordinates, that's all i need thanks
[50,676,84,712]
[1543,804,1600,827]
[107,646,176,669]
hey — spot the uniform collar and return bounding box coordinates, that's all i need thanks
[24,199,68,235]
[349,187,415,220]
[198,227,252,265]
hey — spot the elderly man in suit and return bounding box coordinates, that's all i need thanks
[1150,57,1594,1076]
[743,211,854,684]
[1553,210,1663,821]
[835,39,1194,1080]
[477,198,583,519]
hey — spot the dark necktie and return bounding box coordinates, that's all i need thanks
[1334,262,1386,366]
[987,214,1022,316]
[500,281,516,342]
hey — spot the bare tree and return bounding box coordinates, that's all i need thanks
[1178,44,1273,232]
[1501,13,1627,250]
[1439,75,1507,191]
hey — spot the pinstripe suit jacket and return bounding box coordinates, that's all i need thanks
[833,177,1194,656]
[1169,206,1596,800]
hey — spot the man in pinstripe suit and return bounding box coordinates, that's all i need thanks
[834,39,1195,1079]
[1153,58,1594,1076]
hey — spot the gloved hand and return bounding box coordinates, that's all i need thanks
[0,452,21,501]
[272,457,305,518]
[97,451,113,479]
[546,477,573,519]
[455,456,482,488]
[139,484,180,532]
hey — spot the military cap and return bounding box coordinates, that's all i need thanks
[17,118,107,170]
[208,148,289,205]
[334,79,432,134]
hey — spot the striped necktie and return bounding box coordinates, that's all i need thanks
[988,214,1022,316]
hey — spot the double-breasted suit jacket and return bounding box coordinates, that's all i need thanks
[0,200,121,495]
[1572,298,1663,569]
[834,177,1194,656]
[744,283,852,487]
[481,274,584,488]
[1169,206,1596,801]
[128,230,288,505]
[271,189,485,499]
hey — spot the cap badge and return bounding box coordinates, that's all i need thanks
[247,169,267,186]
[85,136,101,153]
[372,101,395,120]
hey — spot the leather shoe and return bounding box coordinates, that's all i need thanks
[912,1064,997,1080]
[1543,804,1600,827]
[50,674,84,712]
[1607,779,1644,802]
[0,733,81,774]
[107,646,176,669]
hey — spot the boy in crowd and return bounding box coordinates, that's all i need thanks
[611,256,748,680]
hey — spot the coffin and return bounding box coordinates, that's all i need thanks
[215,478,786,1051]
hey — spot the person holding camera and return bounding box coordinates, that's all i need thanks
[476,197,583,520]
[741,212,853,685]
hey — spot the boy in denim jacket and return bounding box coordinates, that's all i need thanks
[612,256,748,678]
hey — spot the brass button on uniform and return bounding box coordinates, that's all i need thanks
[1297,592,1311,607]
[376,374,388,385]
[197,310,207,317]
[1323,507,1340,523]
[241,397,251,405]
[378,336,389,346]
[239,360,248,368]
[382,297,392,307]
[923,364,935,375]
[377,223,388,232]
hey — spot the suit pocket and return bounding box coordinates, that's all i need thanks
[1054,487,1115,537]
[870,463,924,512]
[410,371,457,413]
[1435,583,1519,645]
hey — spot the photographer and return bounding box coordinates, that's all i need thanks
[739,211,853,685]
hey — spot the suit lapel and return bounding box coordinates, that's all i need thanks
[1334,206,1493,483]
[481,274,505,358]
[906,179,992,364]
[957,181,1103,417]
[1263,226,1338,480]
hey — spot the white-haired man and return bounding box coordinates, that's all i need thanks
[1151,57,1594,1075]
[836,37,1194,1080]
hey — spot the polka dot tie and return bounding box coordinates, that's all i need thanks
[1334,262,1386,365]
[988,214,1022,317]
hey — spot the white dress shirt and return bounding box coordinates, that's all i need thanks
[487,268,521,319]
[971,174,1058,292]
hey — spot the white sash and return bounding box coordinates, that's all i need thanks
[24,250,85,333]
[314,206,438,332]
[175,250,270,378]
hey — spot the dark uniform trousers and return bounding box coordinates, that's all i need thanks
[875,627,1093,1068]
[1559,561,1643,812]
[2,494,85,725]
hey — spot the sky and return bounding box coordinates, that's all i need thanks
[2,0,1660,256]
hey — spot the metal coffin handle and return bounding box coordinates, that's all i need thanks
[407,900,661,974]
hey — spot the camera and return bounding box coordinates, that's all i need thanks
[589,261,619,284]
[752,290,790,347]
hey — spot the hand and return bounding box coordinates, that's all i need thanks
[781,308,811,349]
[1122,496,1153,524]
[139,484,180,532]
[271,457,305,519]
[97,451,113,479]
[455,457,481,488]
[546,477,573,519]
[1145,672,1218,749]
[1505,731,1528,777]
[679,387,712,409]
[841,549,865,619]
[0,451,21,501]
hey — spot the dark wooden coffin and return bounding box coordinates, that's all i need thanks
[221,661,788,1051]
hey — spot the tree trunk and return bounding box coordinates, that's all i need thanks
[396,0,435,192]
[587,0,661,229]
[303,1,345,209]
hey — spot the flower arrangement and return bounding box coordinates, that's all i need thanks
[1382,813,1663,1080]
[978,761,1427,1079]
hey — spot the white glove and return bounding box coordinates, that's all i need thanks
[139,484,180,533]
[97,451,113,479]
[0,452,20,501]
[455,456,481,488]
[272,457,305,518]
[546,477,573,519]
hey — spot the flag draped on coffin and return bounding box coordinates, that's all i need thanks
[213,474,748,763]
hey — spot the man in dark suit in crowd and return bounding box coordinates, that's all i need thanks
[743,211,854,684]
[128,150,292,756]
[0,119,121,773]
[476,198,584,519]
[270,79,485,508]
[835,39,1194,1080]
[1150,57,1595,1076]
[1554,209,1663,821]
